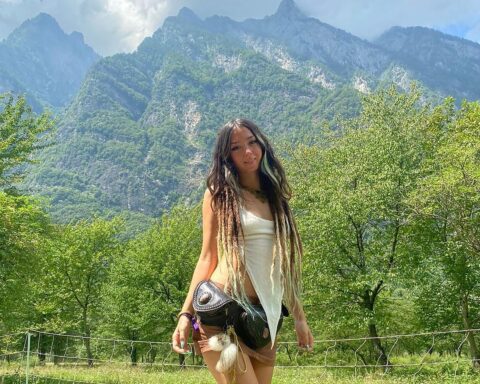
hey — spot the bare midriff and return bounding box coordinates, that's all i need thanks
[209,253,260,304]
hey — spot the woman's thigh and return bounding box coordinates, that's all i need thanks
[202,350,227,384]
[251,358,274,384]
[202,349,259,384]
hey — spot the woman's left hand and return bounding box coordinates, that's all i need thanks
[294,319,314,352]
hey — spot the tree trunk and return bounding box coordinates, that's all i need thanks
[130,345,138,366]
[460,294,480,369]
[128,330,138,366]
[363,282,392,371]
[82,307,93,367]
[368,322,391,370]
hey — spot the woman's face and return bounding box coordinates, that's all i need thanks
[229,126,263,175]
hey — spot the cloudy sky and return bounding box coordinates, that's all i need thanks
[0,0,479,56]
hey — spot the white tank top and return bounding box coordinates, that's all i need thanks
[239,204,283,345]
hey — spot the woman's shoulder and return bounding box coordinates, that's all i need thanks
[204,186,214,200]
[203,187,216,212]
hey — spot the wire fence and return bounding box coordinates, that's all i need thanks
[0,329,479,383]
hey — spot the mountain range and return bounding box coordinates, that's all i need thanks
[1,0,477,225]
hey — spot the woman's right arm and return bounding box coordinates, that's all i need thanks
[171,188,218,354]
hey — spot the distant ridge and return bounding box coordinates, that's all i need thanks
[375,26,480,100]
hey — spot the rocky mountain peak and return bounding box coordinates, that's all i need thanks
[69,31,85,45]
[0,12,100,110]
[177,7,202,23]
[161,6,203,32]
[274,0,306,19]
[6,12,63,43]
[28,12,60,29]
[5,12,95,53]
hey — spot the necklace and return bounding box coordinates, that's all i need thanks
[240,185,268,203]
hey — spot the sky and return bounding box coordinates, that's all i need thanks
[0,0,479,56]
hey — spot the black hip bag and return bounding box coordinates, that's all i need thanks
[193,280,286,349]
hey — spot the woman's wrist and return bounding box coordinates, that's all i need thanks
[177,311,199,331]
[177,311,193,320]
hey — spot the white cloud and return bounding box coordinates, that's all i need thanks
[73,0,171,55]
[0,0,478,56]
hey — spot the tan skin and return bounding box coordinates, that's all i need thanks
[172,126,314,384]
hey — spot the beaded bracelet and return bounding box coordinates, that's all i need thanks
[177,312,199,331]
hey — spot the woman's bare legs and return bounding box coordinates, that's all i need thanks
[251,359,275,384]
[202,349,259,384]
[202,350,227,384]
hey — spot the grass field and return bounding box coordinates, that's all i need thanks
[1,361,480,384]
[2,336,480,384]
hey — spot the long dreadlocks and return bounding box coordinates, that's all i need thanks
[206,119,303,314]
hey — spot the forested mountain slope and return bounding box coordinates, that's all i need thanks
[23,0,480,223]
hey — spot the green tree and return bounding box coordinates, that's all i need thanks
[0,93,53,188]
[0,192,51,332]
[408,99,480,367]
[100,203,201,364]
[0,93,53,333]
[288,86,432,368]
[38,217,125,366]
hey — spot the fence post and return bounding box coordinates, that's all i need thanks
[25,332,31,384]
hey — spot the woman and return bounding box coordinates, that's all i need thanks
[172,119,314,384]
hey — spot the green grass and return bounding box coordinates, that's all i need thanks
[1,361,480,384]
